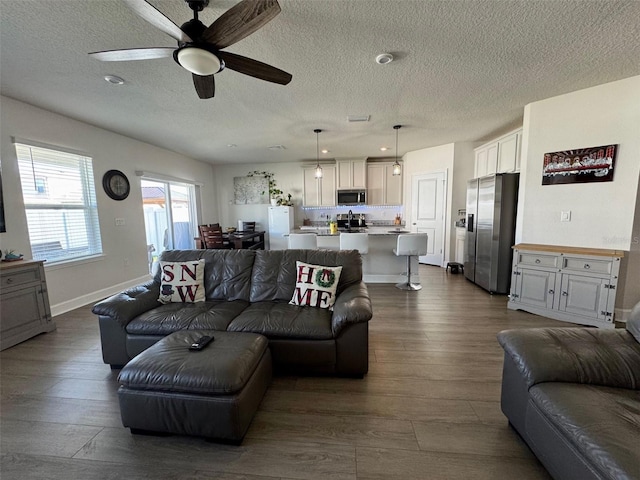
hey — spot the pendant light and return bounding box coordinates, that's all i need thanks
[314,129,323,179]
[392,124,402,176]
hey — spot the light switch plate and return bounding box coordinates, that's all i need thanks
[560,211,571,222]
[115,218,126,226]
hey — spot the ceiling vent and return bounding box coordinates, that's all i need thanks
[268,145,286,150]
[347,115,370,123]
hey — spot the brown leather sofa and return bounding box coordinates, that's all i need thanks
[497,302,640,480]
[93,249,372,376]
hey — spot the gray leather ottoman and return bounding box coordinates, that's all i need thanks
[117,330,272,443]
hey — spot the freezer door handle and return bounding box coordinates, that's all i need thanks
[467,214,474,232]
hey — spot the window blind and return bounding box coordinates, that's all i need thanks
[15,142,103,264]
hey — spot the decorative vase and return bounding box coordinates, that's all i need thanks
[270,198,278,206]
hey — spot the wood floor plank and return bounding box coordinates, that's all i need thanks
[246,411,419,450]
[411,420,534,458]
[0,419,103,458]
[355,446,551,480]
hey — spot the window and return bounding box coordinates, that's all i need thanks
[15,141,103,264]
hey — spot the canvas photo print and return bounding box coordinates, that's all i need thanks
[542,144,617,185]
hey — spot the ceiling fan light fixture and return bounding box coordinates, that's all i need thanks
[176,47,221,76]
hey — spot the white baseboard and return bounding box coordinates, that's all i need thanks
[50,275,152,317]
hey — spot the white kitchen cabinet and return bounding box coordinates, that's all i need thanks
[303,164,336,206]
[475,128,522,177]
[1,260,56,350]
[336,158,367,190]
[367,162,402,205]
[508,244,623,328]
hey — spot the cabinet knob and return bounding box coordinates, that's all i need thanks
[562,291,568,296]
[584,264,590,269]
[548,289,554,294]
[6,278,13,284]
[535,259,541,264]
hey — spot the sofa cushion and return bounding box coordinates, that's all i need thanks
[626,301,640,344]
[158,260,205,303]
[156,250,255,302]
[227,302,333,340]
[529,382,640,480]
[249,250,362,302]
[126,300,249,335]
[289,261,342,309]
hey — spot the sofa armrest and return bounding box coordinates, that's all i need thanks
[92,281,160,328]
[497,328,640,390]
[331,282,372,336]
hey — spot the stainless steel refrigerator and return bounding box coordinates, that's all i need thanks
[464,173,519,294]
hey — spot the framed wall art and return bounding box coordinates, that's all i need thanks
[542,144,617,185]
[233,176,269,204]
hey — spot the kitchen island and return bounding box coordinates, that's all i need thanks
[285,227,421,284]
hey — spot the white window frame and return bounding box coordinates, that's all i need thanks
[14,138,103,265]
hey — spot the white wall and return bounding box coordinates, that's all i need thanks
[515,76,640,250]
[0,96,216,313]
[212,161,307,238]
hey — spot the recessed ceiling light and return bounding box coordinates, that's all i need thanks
[227,144,237,148]
[380,147,388,151]
[375,53,393,65]
[347,115,370,122]
[321,149,329,154]
[104,75,125,85]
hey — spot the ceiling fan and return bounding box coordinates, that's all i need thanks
[89,0,292,99]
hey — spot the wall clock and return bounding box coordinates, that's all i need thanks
[102,170,130,201]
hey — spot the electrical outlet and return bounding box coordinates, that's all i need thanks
[115,217,125,226]
[560,211,571,222]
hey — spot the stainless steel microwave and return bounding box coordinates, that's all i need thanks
[337,189,366,205]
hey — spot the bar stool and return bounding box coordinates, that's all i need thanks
[393,233,428,291]
[339,232,369,254]
[288,233,317,249]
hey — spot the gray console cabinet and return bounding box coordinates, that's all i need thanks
[508,244,623,328]
[1,260,55,350]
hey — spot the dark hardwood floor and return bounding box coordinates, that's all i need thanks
[0,266,567,479]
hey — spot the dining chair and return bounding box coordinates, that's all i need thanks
[199,225,231,249]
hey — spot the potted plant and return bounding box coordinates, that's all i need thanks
[248,171,283,205]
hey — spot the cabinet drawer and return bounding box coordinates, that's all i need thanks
[562,257,611,275]
[1,267,41,288]
[517,253,557,268]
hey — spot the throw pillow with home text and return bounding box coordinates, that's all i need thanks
[290,261,342,309]
[158,260,205,304]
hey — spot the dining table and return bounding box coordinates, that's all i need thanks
[194,231,265,250]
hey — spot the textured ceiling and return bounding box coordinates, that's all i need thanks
[1,0,639,165]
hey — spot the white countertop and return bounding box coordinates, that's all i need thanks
[291,226,411,236]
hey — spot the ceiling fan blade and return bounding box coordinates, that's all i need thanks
[218,51,291,85]
[89,47,175,61]
[202,0,281,49]
[123,0,192,43]
[193,74,215,99]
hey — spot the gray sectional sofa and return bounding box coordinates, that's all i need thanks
[497,302,640,480]
[93,249,372,376]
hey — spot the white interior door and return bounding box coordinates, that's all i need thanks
[411,171,447,266]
